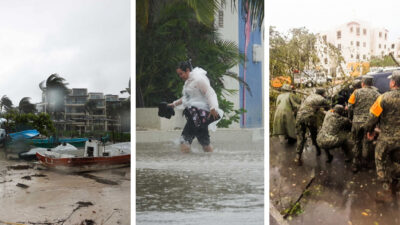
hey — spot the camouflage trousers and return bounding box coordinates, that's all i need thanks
[351,123,374,167]
[375,137,400,184]
[296,119,320,156]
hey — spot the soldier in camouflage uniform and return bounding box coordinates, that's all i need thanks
[348,75,380,173]
[364,71,400,202]
[294,88,330,166]
[317,105,352,163]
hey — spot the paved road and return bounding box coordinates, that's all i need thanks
[270,136,400,225]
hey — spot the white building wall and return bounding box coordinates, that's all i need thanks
[216,0,240,128]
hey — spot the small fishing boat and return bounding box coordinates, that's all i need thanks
[36,140,130,172]
[19,143,78,160]
[30,137,88,148]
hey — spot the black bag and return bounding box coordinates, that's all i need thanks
[158,102,175,119]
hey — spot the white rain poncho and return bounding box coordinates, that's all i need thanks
[173,67,224,131]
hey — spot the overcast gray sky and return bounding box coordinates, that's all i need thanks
[269,0,400,40]
[0,0,130,105]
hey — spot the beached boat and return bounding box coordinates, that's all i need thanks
[30,137,88,148]
[36,140,130,172]
[19,143,79,160]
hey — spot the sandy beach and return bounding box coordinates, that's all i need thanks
[0,152,130,225]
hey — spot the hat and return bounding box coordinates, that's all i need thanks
[315,88,326,96]
[388,70,400,84]
[281,84,292,91]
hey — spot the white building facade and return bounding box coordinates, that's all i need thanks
[317,20,397,75]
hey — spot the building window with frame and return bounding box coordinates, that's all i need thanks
[363,29,367,35]
[379,32,382,38]
[363,42,366,47]
[337,30,341,39]
[385,33,387,40]
[384,44,386,49]
[351,54,354,58]
[363,55,366,60]
[356,54,360,60]
[356,27,360,36]
[392,44,395,49]
[350,27,353,33]
[322,35,327,42]
[379,44,381,48]
[356,41,360,47]
[338,44,341,50]
[324,58,328,64]
[351,41,353,45]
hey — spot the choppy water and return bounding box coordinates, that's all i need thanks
[136,140,264,225]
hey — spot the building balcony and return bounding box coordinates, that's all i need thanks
[65,112,85,116]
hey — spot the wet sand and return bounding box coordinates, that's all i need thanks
[0,152,130,225]
[270,136,400,225]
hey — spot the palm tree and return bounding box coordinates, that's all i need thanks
[39,74,69,138]
[84,100,97,132]
[0,95,13,114]
[18,97,36,114]
[230,0,264,28]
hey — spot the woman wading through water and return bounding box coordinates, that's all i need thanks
[169,60,223,153]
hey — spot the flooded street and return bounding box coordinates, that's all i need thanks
[136,140,264,225]
[270,136,400,225]
[0,151,130,225]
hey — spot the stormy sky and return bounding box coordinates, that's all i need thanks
[269,0,400,40]
[0,0,130,105]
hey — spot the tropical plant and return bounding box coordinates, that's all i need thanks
[136,0,247,127]
[39,74,69,117]
[84,100,98,132]
[230,0,264,28]
[2,112,55,136]
[18,97,37,114]
[0,95,13,114]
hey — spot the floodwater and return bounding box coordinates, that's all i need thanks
[136,140,264,225]
[270,136,400,225]
[0,151,130,225]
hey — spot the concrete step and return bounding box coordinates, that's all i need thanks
[136,128,264,143]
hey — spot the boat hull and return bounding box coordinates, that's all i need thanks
[36,152,130,172]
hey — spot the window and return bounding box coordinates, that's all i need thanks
[351,54,354,58]
[392,44,395,49]
[356,41,360,47]
[363,42,366,47]
[322,35,327,42]
[385,33,387,40]
[324,47,327,53]
[218,10,224,28]
[338,44,341,50]
[356,27,360,36]
[324,58,328,64]
[379,44,381,48]
[350,27,353,33]
[363,55,366,60]
[337,31,341,39]
[379,32,382,38]
[351,41,353,45]
[356,54,360,60]
[384,44,386,49]
[363,29,367,35]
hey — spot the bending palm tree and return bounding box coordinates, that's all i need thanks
[0,95,13,114]
[18,97,36,114]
